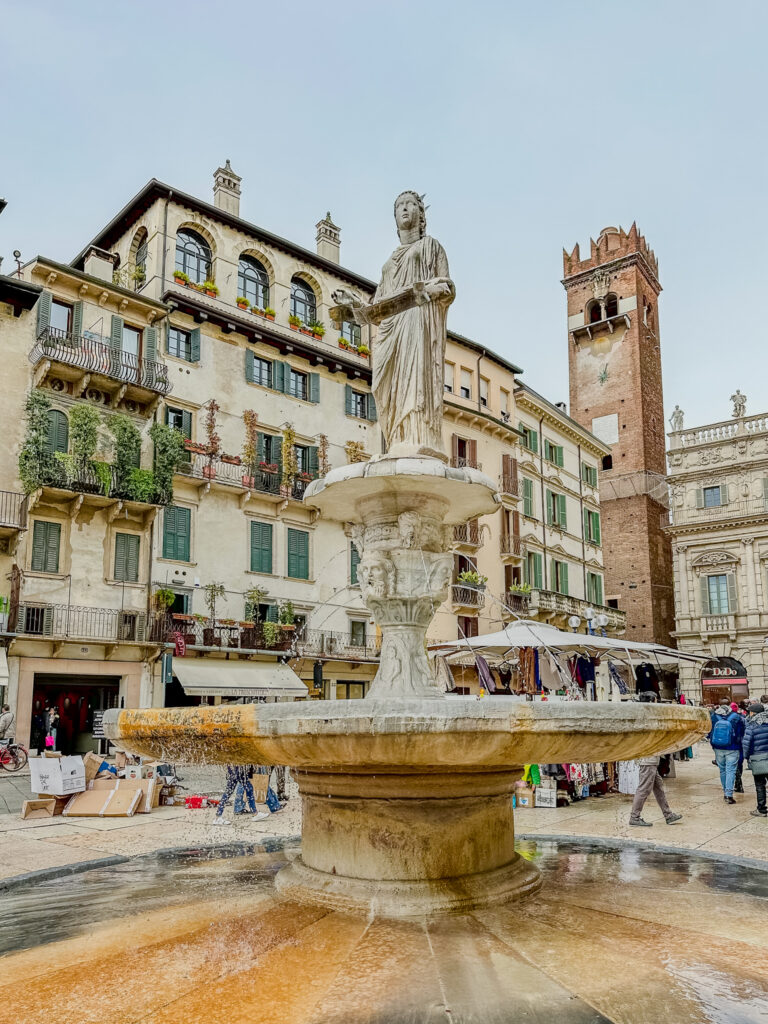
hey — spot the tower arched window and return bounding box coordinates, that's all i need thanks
[605,293,618,318]
[587,300,602,324]
[238,256,270,310]
[175,229,211,285]
[290,277,316,326]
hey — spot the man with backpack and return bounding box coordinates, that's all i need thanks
[742,702,768,818]
[710,699,745,803]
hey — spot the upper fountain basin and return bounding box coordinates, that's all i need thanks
[303,456,499,524]
[103,700,710,770]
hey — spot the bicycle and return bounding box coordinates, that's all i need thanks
[0,740,29,772]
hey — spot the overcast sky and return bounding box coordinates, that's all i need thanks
[2,0,766,429]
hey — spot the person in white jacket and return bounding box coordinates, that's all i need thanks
[629,694,683,828]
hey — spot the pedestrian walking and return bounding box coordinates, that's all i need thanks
[213,764,268,826]
[234,765,268,817]
[742,702,768,818]
[0,704,15,741]
[709,699,745,803]
[629,693,683,828]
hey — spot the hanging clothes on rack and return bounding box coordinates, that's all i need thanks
[609,663,629,695]
[475,655,496,693]
[635,662,660,696]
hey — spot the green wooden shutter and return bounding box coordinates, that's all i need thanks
[700,577,710,614]
[560,561,569,596]
[350,544,361,584]
[144,326,158,363]
[31,521,61,574]
[726,573,738,612]
[110,315,124,350]
[307,446,319,478]
[189,327,201,363]
[546,490,554,524]
[556,446,564,468]
[114,533,140,582]
[71,301,83,338]
[532,552,543,590]
[46,410,69,454]
[595,574,603,605]
[309,373,320,404]
[593,511,601,545]
[345,384,354,415]
[250,521,273,574]
[266,603,279,623]
[558,494,567,529]
[367,393,377,422]
[245,349,255,383]
[287,528,309,579]
[181,410,192,439]
[256,432,266,463]
[583,507,590,541]
[36,290,52,336]
[163,506,190,561]
[530,429,538,454]
[273,361,286,393]
[523,478,533,517]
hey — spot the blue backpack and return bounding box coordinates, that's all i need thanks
[711,716,735,749]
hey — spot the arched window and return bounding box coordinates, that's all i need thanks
[238,255,270,310]
[131,228,148,291]
[605,293,618,318]
[46,409,69,454]
[588,300,602,324]
[175,229,211,285]
[290,277,316,325]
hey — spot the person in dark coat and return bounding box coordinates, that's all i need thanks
[742,702,768,818]
[30,700,47,753]
[710,699,746,803]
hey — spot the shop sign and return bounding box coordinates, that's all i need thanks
[702,677,748,686]
[92,711,105,738]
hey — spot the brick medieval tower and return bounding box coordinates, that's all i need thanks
[563,225,674,644]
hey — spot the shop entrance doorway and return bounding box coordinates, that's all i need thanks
[31,674,121,755]
[701,657,749,706]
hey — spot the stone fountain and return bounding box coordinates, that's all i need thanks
[104,191,709,919]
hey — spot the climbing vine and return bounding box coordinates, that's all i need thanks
[281,423,298,485]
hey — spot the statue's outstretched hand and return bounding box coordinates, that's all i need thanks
[422,277,455,302]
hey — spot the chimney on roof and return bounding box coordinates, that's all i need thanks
[213,160,241,217]
[316,211,340,264]
[84,245,118,283]
[555,401,568,414]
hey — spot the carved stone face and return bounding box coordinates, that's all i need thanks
[395,195,420,233]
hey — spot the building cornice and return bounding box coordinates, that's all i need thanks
[29,256,168,314]
[514,385,610,456]
[561,251,661,295]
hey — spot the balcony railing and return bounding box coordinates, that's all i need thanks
[157,615,294,651]
[451,584,486,609]
[297,628,381,662]
[500,534,525,557]
[31,327,172,396]
[498,475,522,499]
[703,615,736,634]
[451,456,482,471]
[178,453,313,500]
[0,491,28,530]
[529,589,627,633]
[13,602,148,642]
[453,522,481,547]
[662,497,768,529]
[503,592,530,616]
[33,461,162,504]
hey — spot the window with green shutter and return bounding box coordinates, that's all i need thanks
[522,478,534,517]
[350,544,361,585]
[584,508,601,544]
[114,532,140,582]
[587,572,603,605]
[250,521,273,574]
[162,505,191,561]
[287,528,309,580]
[519,423,538,453]
[582,462,598,487]
[544,440,564,467]
[46,410,69,454]
[166,406,192,439]
[31,520,61,574]
[525,551,543,590]
[546,491,567,528]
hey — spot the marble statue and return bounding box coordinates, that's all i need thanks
[669,405,684,431]
[731,390,746,418]
[331,191,455,460]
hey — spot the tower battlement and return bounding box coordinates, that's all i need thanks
[562,223,658,282]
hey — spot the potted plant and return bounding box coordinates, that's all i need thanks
[184,439,207,456]
[172,611,192,622]
[278,601,296,631]
[338,337,350,350]
[203,280,219,298]
[244,585,268,621]
[309,320,325,340]
[261,621,281,648]
[202,582,226,626]
[508,582,531,595]
[173,269,189,285]
[357,343,370,358]
[259,461,278,473]
[300,323,313,336]
[133,267,146,284]
[203,399,221,479]
[154,588,176,612]
[457,570,488,590]
[264,307,276,321]
[220,453,241,465]
[236,296,250,310]
[241,409,258,488]
[288,314,302,330]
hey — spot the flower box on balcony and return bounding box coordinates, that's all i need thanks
[300,328,313,336]
[237,300,249,311]
[173,271,189,285]
[338,340,350,350]
[172,612,192,622]
[264,309,275,320]
[184,440,206,454]
[202,465,216,479]
[220,454,241,465]
[259,462,279,473]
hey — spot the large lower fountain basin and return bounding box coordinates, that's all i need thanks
[104,701,710,916]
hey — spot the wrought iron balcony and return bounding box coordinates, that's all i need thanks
[297,628,381,662]
[177,453,314,501]
[13,602,149,642]
[498,474,522,500]
[0,491,28,532]
[500,534,525,558]
[31,327,172,397]
[453,522,481,547]
[156,615,294,651]
[451,456,482,471]
[32,461,162,505]
[529,589,627,634]
[502,591,530,616]
[451,584,486,609]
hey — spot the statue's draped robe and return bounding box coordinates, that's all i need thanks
[372,235,451,453]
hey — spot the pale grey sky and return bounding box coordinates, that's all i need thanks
[2,0,766,428]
